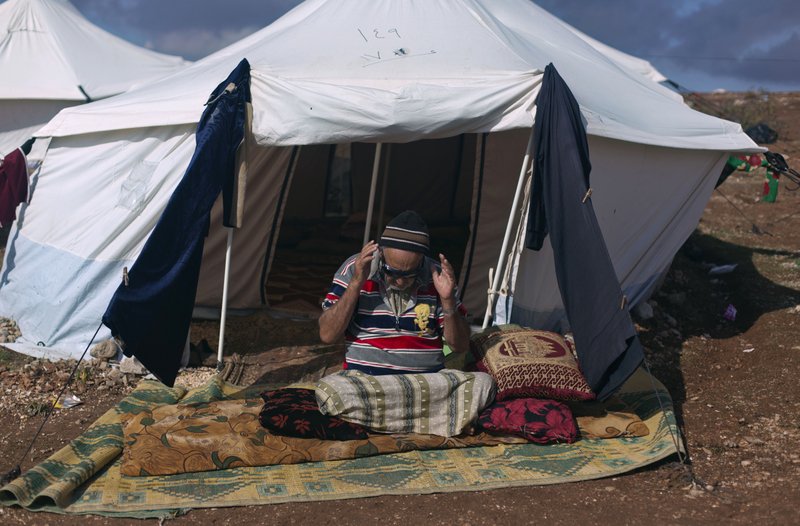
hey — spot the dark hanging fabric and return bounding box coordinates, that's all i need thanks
[0,148,29,227]
[524,63,643,401]
[103,59,251,387]
[21,137,36,156]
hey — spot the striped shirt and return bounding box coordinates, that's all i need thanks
[322,254,467,373]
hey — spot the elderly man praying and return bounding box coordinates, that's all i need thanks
[318,210,470,374]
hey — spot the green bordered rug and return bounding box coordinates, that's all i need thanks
[1,369,682,519]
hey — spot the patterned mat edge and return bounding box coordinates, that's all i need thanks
[4,443,681,519]
[1,370,683,518]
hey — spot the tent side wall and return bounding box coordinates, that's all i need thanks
[460,128,532,315]
[281,144,333,221]
[510,137,728,329]
[0,124,197,351]
[195,145,295,309]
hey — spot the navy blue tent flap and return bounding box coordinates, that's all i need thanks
[524,63,643,401]
[102,59,252,387]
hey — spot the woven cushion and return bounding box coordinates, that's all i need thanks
[569,397,650,439]
[478,398,579,444]
[259,388,369,441]
[470,325,595,402]
[315,369,496,437]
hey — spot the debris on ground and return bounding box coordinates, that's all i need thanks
[89,340,119,360]
[0,353,218,421]
[0,318,20,344]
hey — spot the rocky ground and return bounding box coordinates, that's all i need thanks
[1,92,799,525]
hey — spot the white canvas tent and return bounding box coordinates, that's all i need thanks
[0,0,759,359]
[567,25,668,85]
[0,0,189,157]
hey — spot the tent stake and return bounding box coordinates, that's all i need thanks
[482,128,535,329]
[217,227,234,368]
[363,143,383,246]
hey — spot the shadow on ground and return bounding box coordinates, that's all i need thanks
[636,229,800,442]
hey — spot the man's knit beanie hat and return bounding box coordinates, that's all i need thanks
[380,210,429,254]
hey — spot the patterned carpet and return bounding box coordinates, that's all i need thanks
[0,369,682,519]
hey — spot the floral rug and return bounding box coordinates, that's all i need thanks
[0,368,681,519]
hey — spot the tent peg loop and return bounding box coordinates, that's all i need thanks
[620,295,627,310]
[581,188,592,203]
[122,266,129,287]
[205,82,237,106]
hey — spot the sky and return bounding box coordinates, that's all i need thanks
[68,0,800,93]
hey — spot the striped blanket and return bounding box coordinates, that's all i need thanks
[315,369,496,437]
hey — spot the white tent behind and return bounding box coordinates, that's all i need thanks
[566,24,668,84]
[0,0,189,156]
[0,0,759,359]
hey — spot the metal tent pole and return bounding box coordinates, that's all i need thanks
[375,144,392,238]
[217,227,234,367]
[482,128,535,329]
[363,143,383,245]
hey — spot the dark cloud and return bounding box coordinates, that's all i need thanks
[72,0,298,32]
[67,0,799,91]
[71,0,301,59]
[537,0,800,90]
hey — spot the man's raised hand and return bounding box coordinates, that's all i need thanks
[352,240,377,285]
[432,253,456,301]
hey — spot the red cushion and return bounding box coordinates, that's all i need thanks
[470,325,594,401]
[478,398,579,444]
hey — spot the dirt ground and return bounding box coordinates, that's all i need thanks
[1,92,799,525]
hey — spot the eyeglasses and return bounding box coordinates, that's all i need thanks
[379,249,423,279]
[381,262,420,279]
